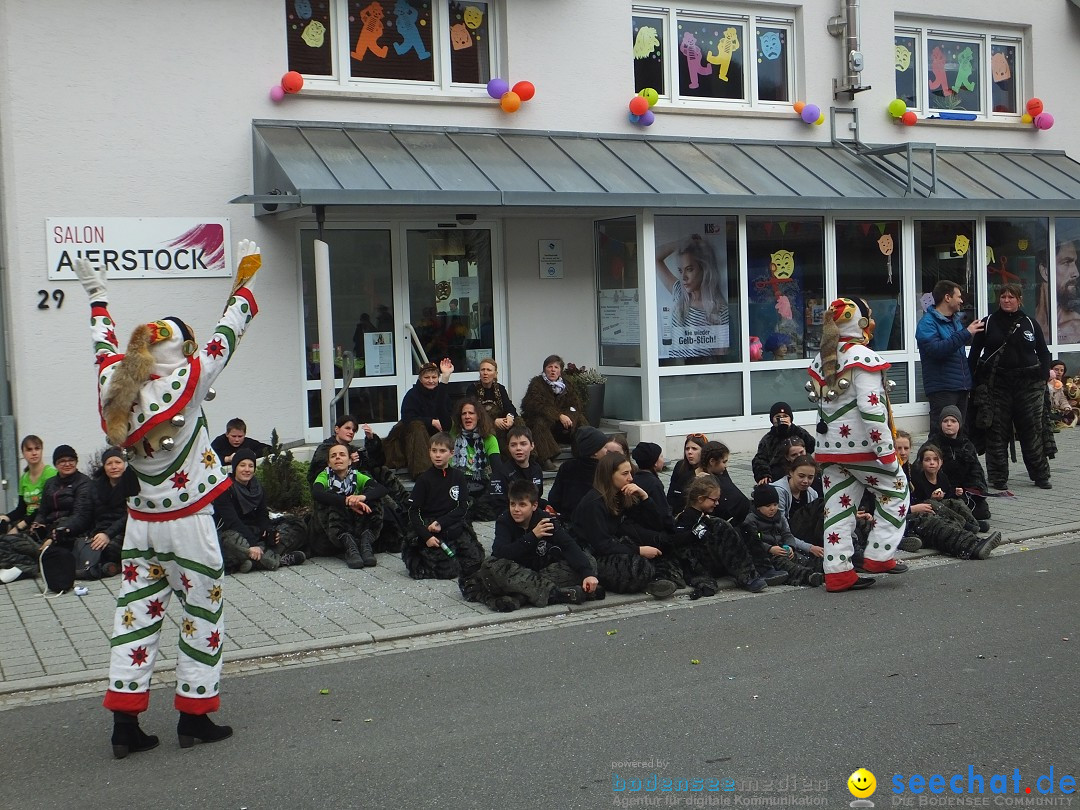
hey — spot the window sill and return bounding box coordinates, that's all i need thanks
[913,117,1027,130]
[295,84,493,105]
[656,104,798,119]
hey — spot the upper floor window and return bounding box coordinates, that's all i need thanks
[894,22,1022,117]
[633,5,794,109]
[286,0,495,91]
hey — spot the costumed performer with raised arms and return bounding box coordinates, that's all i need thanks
[807,297,909,593]
[74,240,262,757]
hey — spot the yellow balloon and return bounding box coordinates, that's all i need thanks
[815,114,825,125]
[1021,113,1033,124]
[848,769,877,799]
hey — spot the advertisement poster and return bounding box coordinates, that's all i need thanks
[599,289,640,346]
[364,332,394,377]
[655,218,731,359]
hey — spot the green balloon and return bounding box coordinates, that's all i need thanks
[639,87,659,108]
[887,98,907,118]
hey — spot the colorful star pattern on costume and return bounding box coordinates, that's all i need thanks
[205,337,225,358]
[208,584,223,604]
[146,598,165,619]
[895,478,906,491]
[898,504,907,517]
[206,630,222,651]
[867,392,880,406]
[202,449,217,468]
[129,646,149,666]
[123,562,139,583]
[839,494,852,508]
[822,476,831,488]
[866,475,879,487]
[879,494,892,505]
[105,327,117,346]
[182,618,197,638]
[147,563,165,581]
[181,573,192,591]
[95,353,108,367]
[827,532,841,545]
[869,429,883,443]
[121,608,136,629]
[839,424,852,438]
[170,471,190,490]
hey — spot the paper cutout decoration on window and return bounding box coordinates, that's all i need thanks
[302,20,326,47]
[952,47,976,93]
[463,5,483,28]
[986,246,996,266]
[759,31,781,61]
[954,234,970,257]
[1018,238,1029,251]
[771,249,795,279]
[928,46,954,97]
[991,51,1011,82]
[706,28,740,81]
[634,26,660,59]
[680,32,712,89]
[450,22,472,50]
[295,0,312,19]
[353,2,389,61]
[878,233,895,284]
[393,1,431,61]
[895,44,912,72]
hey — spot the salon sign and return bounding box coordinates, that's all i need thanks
[46,218,232,280]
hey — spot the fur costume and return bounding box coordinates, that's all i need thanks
[807,298,909,592]
[520,374,586,463]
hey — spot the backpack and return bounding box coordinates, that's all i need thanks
[40,543,76,594]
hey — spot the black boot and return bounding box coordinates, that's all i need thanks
[358,530,378,567]
[177,712,233,748]
[341,533,365,569]
[111,711,159,759]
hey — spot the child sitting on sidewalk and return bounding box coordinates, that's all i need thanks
[740,485,826,587]
[697,441,750,526]
[486,425,546,510]
[752,402,816,484]
[310,443,388,568]
[927,406,992,529]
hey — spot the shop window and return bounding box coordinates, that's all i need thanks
[655,216,741,367]
[596,218,641,368]
[984,217,1048,335]
[286,0,495,90]
[631,5,793,108]
[605,376,643,421]
[894,23,1022,118]
[1053,218,1080,345]
[745,216,824,362]
[915,220,977,325]
[835,220,905,352]
[749,367,813,415]
[660,373,742,420]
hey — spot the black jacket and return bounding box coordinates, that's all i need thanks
[34,471,93,543]
[924,431,988,493]
[970,308,1050,381]
[89,476,129,541]
[751,424,816,482]
[713,470,751,526]
[570,489,669,557]
[489,459,545,505]
[547,457,598,517]
[491,511,595,578]
[665,460,697,513]
[633,469,675,532]
[408,466,470,538]
[400,382,452,433]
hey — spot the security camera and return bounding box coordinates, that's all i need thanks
[455,213,477,224]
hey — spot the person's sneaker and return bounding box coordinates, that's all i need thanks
[977,520,991,534]
[743,577,767,593]
[849,576,875,590]
[645,579,677,600]
[551,585,586,605]
[761,568,789,586]
[279,551,306,567]
[1035,480,1052,490]
[886,560,909,574]
[490,594,522,612]
[898,535,922,552]
[972,531,1003,560]
[237,560,253,574]
[0,566,24,584]
[808,572,824,587]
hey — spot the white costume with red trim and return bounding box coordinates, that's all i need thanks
[808,299,908,592]
[89,276,258,716]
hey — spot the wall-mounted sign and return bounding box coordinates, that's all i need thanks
[46,218,232,280]
[539,239,564,278]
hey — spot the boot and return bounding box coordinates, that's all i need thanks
[358,530,378,567]
[341,533,365,569]
[111,711,159,759]
[972,531,1003,560]
[177,712,233,748]
[645,579,676,600]
[279,551,306,566]
[549,585,585,605]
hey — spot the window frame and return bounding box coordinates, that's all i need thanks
[633,3,796,111]
[894,21,1024,120]
[287,0,501,96]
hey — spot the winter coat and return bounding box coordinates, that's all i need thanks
[740,508,802,554]
[924,431,988,493]
[34,471,93,542]
[969,308,1050,382]
[89,476,130,543]
[547,457,598,517]
[400,382,453,433]
[751,424,816,482]
[307,433,387,484]
[916,307,973,394]
[491,510,595,578]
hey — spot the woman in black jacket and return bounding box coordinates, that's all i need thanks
[968,283,1053,489]
[385,359,454,477]
[83,447,138,578]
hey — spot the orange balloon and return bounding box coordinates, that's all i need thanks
[500,91,522,113]
[281,71,304,94]
[1026,97,1044,117]
[901,110,917,126]
[629,96,649,116]
[793,101,806,114]
[512,81,535,102]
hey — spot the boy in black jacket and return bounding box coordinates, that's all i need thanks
[402,433,485,579]
[926,405,991,526]
[739,485,827,587]
[486,426,546,511]
[751,402,816,484]
[462,480,600,611]
[630,442,674,531]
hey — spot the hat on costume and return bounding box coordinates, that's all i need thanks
[752,484,780,508]
[53,444,78,463]
[769,402,793,421]
[631,441,663,470]
[939,405,963,428]
[575,426,610,459]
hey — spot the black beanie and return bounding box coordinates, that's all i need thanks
[101,447,125,465]
[575,426,609,459]
[769,402,793,421]
[631,442,663,470]
[939,405,963,429]
[53,444,78,463]
[231,448,258,470]
[752,484,780,508]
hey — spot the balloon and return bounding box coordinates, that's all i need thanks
[486,78,509,99]
[1026,97,1044,117]
[639,87,659,108]
[628,113,641,124]
[1021,113,1033,124]
[1034,112,1055,130]
[512,81,535,102]
[269,85,286,103]
[800,104,820,124]
[629,96,649,116]
[640,110,655,126]
[500,91,521,113]
[815,114,825,126]
[793,101,805,114]
[281,71,304,94]
[888,98,907,118]
[901,110,917,126]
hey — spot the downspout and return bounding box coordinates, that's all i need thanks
[828,0,870,100]
[313,205,337,434]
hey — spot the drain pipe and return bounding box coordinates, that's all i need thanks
[312,205,336,433]
[828,0,870,100]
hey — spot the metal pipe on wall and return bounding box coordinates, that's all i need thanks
[314,238,336,434]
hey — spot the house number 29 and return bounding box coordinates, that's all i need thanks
[37,289,65,310]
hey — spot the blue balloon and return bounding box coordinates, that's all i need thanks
[294,0,312,20]
[629,113,641,123]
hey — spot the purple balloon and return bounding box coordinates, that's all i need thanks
[487,78,510,100]
[269,85,286,103]
[628,112,641,123]
[640,110,655,126]
[1034,112,1055,130]
[801,104,820,124]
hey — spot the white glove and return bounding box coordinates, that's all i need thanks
[230,239,262,294]
[73,258,108,304]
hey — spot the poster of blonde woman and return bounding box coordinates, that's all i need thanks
[655,219,731,360]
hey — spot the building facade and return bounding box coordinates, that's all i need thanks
[3,0,1080,504]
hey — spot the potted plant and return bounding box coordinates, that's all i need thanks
[564,363,608,427]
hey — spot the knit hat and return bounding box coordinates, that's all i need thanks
[53,444,78,463]
[752,484,780,508]
[100,447,125,465]
[231,448,257,470]
[769,402,793,421]
[575,426,610,459]
[939,405,963,428]
[631,442,663,470]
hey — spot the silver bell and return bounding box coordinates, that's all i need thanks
[804,380,814,392]
[825,389,838,401]
[123,447,136,461]
[837,378,850,390]
[807,391,819,403]
[205,387,217,401]
[159,437,175,452]
[170,414,186,428]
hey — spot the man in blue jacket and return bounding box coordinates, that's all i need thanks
[916,280,985,428]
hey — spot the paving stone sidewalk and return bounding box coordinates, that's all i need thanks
[2,425,1078,697]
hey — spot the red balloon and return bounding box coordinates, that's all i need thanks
[1026,97,1044,117]
[512,81,535,102]
[901,110,917,126]
[281,71,304,94]
[628,96,649,116]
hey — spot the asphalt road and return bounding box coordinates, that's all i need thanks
[2,542,1078,810]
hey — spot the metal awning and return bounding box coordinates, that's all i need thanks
[233,120,1080,214]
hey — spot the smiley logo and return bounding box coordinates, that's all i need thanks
[848,768,877,799]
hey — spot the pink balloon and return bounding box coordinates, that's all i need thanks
[1034,112,1055,130]
[269,85,286,103]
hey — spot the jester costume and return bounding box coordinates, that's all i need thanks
[75,241,261,756]
[807,298,909,593]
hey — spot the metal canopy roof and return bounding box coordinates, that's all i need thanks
[235,121,1080,214]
